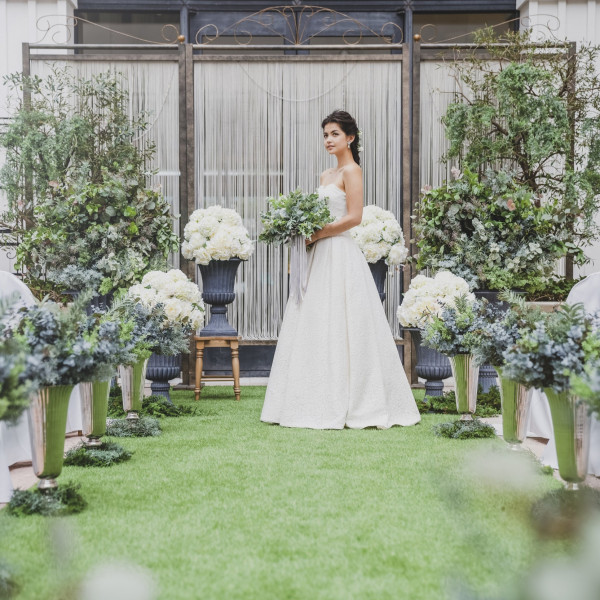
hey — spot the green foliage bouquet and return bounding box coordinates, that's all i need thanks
[422,295,482,356]
[259,189,334,245]
[502,304,597,393]
[413,168,567,291]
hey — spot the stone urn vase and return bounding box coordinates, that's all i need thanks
[544,388,592,490]
[27,385,74,490]
[79,379,111,447]
[146,354,182,403]
[198,258,242,337]
[404,328,452,398]
[448,354,479,419]
[119,358,149,420]
[495,368,533,450]
[368,259,388,303]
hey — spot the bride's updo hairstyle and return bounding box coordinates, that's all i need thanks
[321,110,360,166]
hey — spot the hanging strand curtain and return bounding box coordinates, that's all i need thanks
[195,59,403,339]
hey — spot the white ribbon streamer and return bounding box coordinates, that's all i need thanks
[289,234,308,304]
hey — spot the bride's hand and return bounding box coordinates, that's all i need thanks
[305,231,319,246]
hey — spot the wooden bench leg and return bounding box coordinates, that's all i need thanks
[231,342,241,401]
[195,345,204,401]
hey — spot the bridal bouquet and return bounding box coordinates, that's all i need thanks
[397,271,475,329]
[259,189,334,302]
[128,269,205,330]
[258,189,334,245]
[182,206,254,265]
[351,206,408,266]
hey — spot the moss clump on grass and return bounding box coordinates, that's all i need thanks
[63,441,132,467]
[433,418,497,440]
[7,482,86,517]
[530,487,600,539]
[106,417,161,437]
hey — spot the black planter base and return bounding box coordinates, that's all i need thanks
[368,259,388,303]
[150,381,173,403]
[199,306,238,337]
[424,379,444,398]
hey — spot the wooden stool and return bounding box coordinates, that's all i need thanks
[194,336,241,401]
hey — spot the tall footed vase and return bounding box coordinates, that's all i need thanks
[27,385,74,490]
[198,258,242,337]
[79,380,111,447]
[449,354,479,420]
[544,388,592,490]
[495,369,533,450]
[119,359,149,420]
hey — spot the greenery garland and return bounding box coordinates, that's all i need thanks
[107,392,197,419]
[417,387,501,417]
[63,441,133,467]
[7,482,87,517]
[106,417,161,438]
[433,419,497,440]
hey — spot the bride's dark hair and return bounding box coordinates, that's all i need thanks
[321,110,360,166]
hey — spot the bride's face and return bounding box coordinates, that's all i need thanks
[323,122,353,156]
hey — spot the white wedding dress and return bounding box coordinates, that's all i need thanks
[260,184,421,429]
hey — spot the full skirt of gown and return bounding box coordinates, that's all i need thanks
[260,220,421,430]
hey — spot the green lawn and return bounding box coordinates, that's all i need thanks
[1,387,564,600]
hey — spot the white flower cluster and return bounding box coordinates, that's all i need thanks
[350,205,408,266]
[181,206,254,265]
[128,269,205,330]
[396,271,475,328]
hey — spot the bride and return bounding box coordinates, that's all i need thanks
[260,110,420,429]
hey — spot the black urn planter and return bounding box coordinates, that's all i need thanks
[368,259,388,303]
[146,353,182,403]
[198,258,242,337]
[405,328,452,397]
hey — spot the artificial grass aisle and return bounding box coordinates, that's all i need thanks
[1,387,562,600]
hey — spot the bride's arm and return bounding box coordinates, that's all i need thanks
[308,167,363,243]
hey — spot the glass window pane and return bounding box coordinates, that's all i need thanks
[414,12,515,43]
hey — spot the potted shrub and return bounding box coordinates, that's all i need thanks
[182,206,254,336]
[422,295,481,419]
[397,271,474,397]
[128,269,205,402]
[0,69,178,301]
[350,205,408,302]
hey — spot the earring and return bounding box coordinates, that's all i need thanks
[347,142,351,148]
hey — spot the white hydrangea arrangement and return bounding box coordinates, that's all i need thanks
[350,205,408,266]
[128,269,205,330]
[397,271,475,329]
[181,206,254,265]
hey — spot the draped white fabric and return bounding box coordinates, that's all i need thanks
[29,60,180,267]
[194,59,404,339]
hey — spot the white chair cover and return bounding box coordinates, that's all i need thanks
[0,271,37,502]
[526,273,600,475]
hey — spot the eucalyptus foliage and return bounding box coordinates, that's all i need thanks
[422,295,481,356]
[11,295,131,386]
[0,298,39,423]
[259,189,334,244]
[502,303,598,392]
[0,68,178,296]
[414,168,567,291]
[442,28,600,266]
